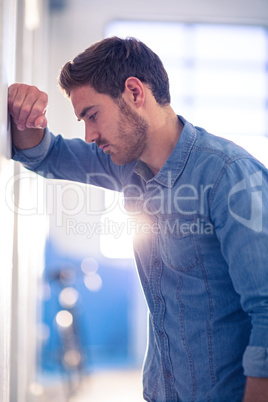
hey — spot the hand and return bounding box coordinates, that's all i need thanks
[8,83,48,131]
[244,377,268,402]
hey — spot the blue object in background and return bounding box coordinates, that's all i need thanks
[40,240,139,375]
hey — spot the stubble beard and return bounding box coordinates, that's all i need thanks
[111,98,149,165]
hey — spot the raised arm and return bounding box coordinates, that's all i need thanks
[8,83,48,150]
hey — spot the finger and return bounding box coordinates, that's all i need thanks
[8,84,19,113]
[33,115,47,129]
[17,86,47,129]
[24,94,48,129]
[8,84,27,123]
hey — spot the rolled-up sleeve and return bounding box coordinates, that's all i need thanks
[243,346,268,377]
[13,127,52,168]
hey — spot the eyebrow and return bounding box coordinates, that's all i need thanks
[77,106,95,121]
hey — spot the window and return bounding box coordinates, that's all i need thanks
[101,20,268,259]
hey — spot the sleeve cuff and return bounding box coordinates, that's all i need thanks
[243,346,268,377]
[13,127,52,168]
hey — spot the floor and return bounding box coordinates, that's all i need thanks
[35,369,144,402]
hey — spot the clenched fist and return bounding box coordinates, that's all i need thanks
[8,83,48,131]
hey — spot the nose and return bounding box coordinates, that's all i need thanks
[85,125,99,144]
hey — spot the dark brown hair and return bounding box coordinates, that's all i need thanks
[58,36,170,105]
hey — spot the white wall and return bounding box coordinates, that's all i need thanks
[10,2,50,399]
[0,0,49,401]
[0,0,17,400]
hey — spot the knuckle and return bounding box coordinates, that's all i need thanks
[9,83,19,90]
[38,93,48,108]
[29,85,39,96]
[34,104,46,115]
[22,105,32,115]
[41,91,48,101]
[18,84,29,94]
[8,85,15,96]
[12,99,21,112]
[30,85,43,96]
[8,84,19,103]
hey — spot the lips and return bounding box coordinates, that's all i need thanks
[99,144,109,152]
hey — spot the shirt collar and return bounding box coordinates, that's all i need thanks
[133,116,197,188]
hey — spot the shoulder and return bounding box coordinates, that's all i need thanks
[179,119,268,202]
[192,125,255,164]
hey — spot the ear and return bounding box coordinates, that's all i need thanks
[123,77,145,108]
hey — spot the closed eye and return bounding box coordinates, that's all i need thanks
[88,112,97,122]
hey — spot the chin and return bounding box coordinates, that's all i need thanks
[111,154,138,166]
[111,157,127,166]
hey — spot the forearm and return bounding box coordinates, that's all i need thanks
[11,116,45,150]
[243,377,268,402]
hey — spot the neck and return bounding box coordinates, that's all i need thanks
[141,107,184,175]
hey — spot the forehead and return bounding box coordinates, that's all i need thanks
[70,85,117,118]
[70,85,112,106]
[70,85,98,105]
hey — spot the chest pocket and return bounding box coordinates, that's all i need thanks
[158,215,200,272]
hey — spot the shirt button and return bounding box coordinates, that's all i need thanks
[154,258,160,267]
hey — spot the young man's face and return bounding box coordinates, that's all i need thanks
[70,85,148,165]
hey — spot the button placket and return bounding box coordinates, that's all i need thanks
[150,238,177,399]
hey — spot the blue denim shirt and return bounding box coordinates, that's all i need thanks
[13,116,268,401]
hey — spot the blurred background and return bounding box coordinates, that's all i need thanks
[1,0,268,401]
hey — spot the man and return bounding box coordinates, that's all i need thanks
[8,36,268,401]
